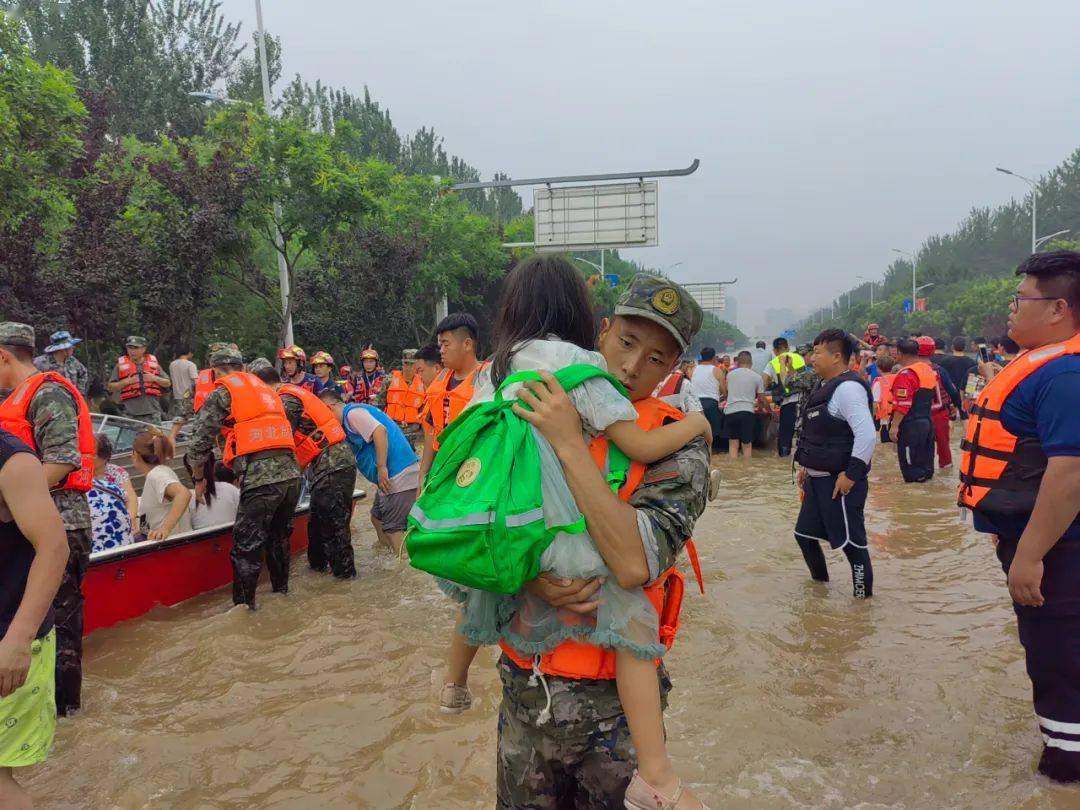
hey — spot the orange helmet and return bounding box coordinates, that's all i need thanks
[360,347,379,362]
[310,351,335,367]
[277,344,306,364]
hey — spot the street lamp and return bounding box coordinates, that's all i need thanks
[1035,228,1071,250]
[996,167,1038,254]
[575,257,603,274]
[892,248,920,314]
[856,274,876,307]
[662,261,684,274]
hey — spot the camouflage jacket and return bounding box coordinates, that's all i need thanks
[33,354,90,397]
[279,392,355,486]
[184,386,300,490]
[790,366,821,435]
[28,380,91,530]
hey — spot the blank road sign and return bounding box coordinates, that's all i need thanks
[534,181,659,252]
[683,282,726,313]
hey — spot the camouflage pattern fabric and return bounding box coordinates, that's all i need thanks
[494,434,708,806]
[790,366,822,436]
[231,478,302,606]
[631,435,710,575]
[279,391,355,486]
[32,354,89,396]
[613,274,704,352]
[306,467,356,578]
[496,654,673,809]
[184,386,301,489]
[54,527,91,716]
[27,380,91,531]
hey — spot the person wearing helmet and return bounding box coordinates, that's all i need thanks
[337,365,354,402]
[349,347,386,406]
[309,352,342,398]
[278,345,316,392]
[862,323,888,349]
[917,336,962,470]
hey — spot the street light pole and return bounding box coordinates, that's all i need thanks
[997,167,1038,254]
[856,275,875,307]
[892,248,917,314]
[255,0,294,346]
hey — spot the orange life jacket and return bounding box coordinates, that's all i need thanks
[0,371,95,492]
[215,372,295,468]
[278,383,347,469]
[387,371,425,424]
[959,334,1080,515]
[872,372,897,424]
[897,361,938,420]
[657,370,685,397]
[423,363,486,449]
[499,396,703,681]
[116,354,162,400]
[193,368,214,413]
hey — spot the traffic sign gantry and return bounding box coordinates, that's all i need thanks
[534,181,658,252]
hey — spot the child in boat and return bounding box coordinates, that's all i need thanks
[436,255,708,807]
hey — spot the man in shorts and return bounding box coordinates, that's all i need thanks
[319,388,418,554]
[723,350,768,458]
[0,429,69,808]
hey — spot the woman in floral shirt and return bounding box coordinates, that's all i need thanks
[88,433,137,553]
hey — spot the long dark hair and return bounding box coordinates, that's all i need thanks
[183,456,218,510]
[490,255,597,386]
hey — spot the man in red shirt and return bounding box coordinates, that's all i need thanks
[887,338,938,482]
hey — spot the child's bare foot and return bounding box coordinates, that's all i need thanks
[624,770,708,809]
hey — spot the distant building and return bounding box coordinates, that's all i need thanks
[759,307,796,338]
[723,295,739,330]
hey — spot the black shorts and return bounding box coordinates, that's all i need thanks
[724,410,756,444]
[795,473,868,550]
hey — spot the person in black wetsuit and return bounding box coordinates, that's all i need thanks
[794,329,877,598]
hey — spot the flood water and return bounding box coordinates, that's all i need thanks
[26,429,1080,808]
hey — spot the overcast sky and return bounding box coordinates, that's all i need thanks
[220,0,1080,334]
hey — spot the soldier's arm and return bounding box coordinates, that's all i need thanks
[28,383,81,487]
[629,436,710,578]
[281,394,303,432]
[184,387,229,469]
[374,382,389,412]
[106,365,124,393]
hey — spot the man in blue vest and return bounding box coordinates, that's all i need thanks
[319,388,418,555]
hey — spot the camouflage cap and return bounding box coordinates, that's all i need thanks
[247,356,274,373]
[402,348,419,361]
[209,343,243,367]
[613,274,703,352]
[125,335,148,347]
[0,322,35,349]
[208,341,233,354]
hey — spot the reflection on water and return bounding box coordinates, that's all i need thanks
[26,430,1080,807]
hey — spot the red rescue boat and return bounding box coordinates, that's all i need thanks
[82,490,366,635]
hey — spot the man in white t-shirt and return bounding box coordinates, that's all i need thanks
[169,350,199,418]
[723,351,768,458]
[319,388,419,554]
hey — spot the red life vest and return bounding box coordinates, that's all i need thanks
[215,372,295,468]
[499,396,703,681]
[959,334,1080,515]
[116,354,162,400]
[278,383,347,469]
[0,371,95,492]
[657,370,685,397]
[193,368,214,413]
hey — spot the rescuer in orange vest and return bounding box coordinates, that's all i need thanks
[418,313,485,482]
[183,345,301,608]
[251,360,357,579]
[481,277,711,809]
[380,349,427,449]
[107,336,172,425]
[887,337,939,482]
[960,251,1080,783]
[0,321,95,716]
[870,352,898,443]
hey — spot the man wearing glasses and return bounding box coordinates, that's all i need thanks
[959,250,1080,783]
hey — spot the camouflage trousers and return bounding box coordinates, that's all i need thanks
[495,654,672,809]
[231,478,302,606]
[307,468,356,579]
[54,528,91,716]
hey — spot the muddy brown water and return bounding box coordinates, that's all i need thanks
[25,430,1080,808]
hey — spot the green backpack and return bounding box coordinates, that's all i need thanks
[405,363,630,594]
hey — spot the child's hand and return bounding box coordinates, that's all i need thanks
[688,412,712,445]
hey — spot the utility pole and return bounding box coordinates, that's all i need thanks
[255,0,293,346]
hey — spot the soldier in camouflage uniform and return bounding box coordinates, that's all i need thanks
[494,276,711,808]
[789,345,821,439]
[0,323,94,716]
[250,359,357,579]
[32,330,90,397]
[184,346,302,608]
[375,349,425,450]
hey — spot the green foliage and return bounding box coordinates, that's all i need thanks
[0,11,85,240]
